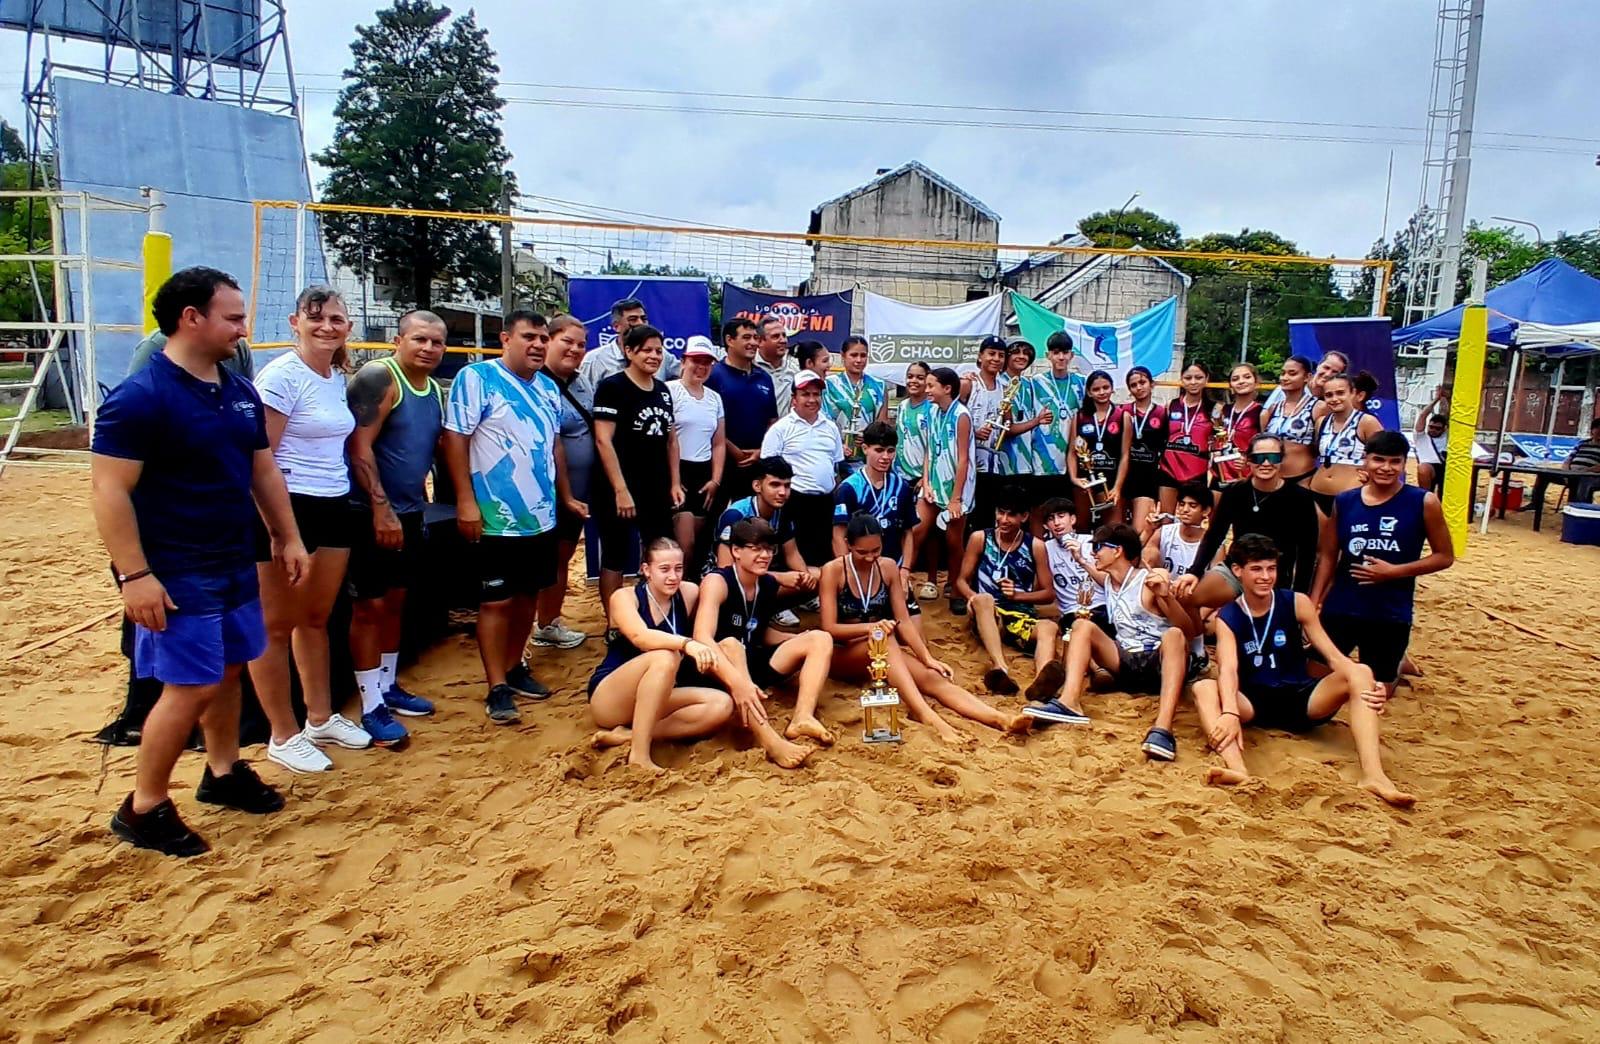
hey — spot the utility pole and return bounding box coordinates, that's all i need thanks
[1240,281,1253,363]
[500,181,514,313]
[1432,0,1485,315]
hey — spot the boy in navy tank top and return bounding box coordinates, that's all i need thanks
[1312,430,1455,692]
[954,485,1060,697]
[1192,535,1416,806]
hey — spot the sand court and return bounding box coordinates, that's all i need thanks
[3,465,1600,1040]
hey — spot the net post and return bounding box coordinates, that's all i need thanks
[292,202,306,296]
[1447,259,1488,547]
[140,188,170,336]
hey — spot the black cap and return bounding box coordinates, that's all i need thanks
[979,335,1008,352]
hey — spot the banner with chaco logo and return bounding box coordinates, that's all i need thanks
[724,284,854,352]
[862,292,1004,382]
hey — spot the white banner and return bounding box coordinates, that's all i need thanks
[863,292,1004,382]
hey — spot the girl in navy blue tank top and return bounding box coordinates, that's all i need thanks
[588,538,731,772]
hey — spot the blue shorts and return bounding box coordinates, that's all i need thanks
[132,566,267,686]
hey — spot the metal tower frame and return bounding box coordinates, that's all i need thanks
[1402,0,1486,326]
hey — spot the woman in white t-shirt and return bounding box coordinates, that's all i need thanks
[250,287,374,773]
[667,338,726,570]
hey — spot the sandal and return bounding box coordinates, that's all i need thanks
[1022,699,1090,726]
[1141,727,1177,762]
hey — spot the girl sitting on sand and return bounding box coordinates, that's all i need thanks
[819,515,1028,741]
[589,538,735,772]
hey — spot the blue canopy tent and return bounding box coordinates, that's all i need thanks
[1393,259,1600,489]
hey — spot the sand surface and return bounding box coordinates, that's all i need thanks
[3,466,1600,1042]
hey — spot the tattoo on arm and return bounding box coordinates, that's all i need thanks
[347,365,394,428]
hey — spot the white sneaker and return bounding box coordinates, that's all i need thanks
[797,598,821,613]
[303,713,373,750]
[267,733,333,773]
[532,622,587,649]
[773,609,801,627]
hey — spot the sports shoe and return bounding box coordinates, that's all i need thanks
[196,761,285,814]
[916,581,939,601]
[950,597,969,616]
[772,609,801,628]
[304,713,373,750]
[797,597,821,613]
[486,684,521,724]
[110,795,209,857]
[361,705,409,748]
[505,663,552,700]
[383,685,435,717]
[531,622,587,649]
[267,733,333,773]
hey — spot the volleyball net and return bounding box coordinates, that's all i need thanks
[249,200,1391,371]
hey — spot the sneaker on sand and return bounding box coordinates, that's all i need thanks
[195,761,285,814]
[267,733,333,773]
[772,609,801,628]
[110,795,209,857]
[505,662,552,700]
[486,684,521,724]
[797,597,821,613]
[531,622,587,649]
[361,705,409,747]
[383,685,435,717]
[304,713,373,750]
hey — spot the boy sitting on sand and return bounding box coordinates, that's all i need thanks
[1023,523,1191,762]
[952,485,1061,696]
[1190,534,1415,807]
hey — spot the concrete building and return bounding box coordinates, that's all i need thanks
[804,161,1001,328]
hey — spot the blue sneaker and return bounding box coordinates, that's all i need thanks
[361,705,409,748]
[383,685,435,717]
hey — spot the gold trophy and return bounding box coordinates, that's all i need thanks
[982,378,1024,453]
[860,627,903,744]
[1074,580,1094,621]
[1211,422,1245,485]
[1073,434,1113,517]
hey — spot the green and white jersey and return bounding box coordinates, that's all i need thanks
[823,372,888,462]
[994,378,1036,476]
[894,397,935,481]
[928,400,976,510]
[1025,371,1087,476]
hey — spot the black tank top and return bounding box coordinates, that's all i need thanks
[712,565,779,647]
[836,556,891,625]
[589,584,688,696]
[1075,405,1123,477]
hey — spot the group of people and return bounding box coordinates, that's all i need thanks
[91,266,1454,858]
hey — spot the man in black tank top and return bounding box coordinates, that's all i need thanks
[1190,534,1415,807]
[690,519,832,767]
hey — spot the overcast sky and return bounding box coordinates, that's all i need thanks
[3,0,1596,260]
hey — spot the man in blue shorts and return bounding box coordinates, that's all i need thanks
[91,266,310,856]
[1192,534,1415,806]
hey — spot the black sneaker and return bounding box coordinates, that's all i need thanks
[486,684,522,724]
[504,662,552,700]
[196,760,285,814]
[949,597,969,616]
[109,795,209,858]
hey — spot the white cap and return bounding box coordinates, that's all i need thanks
[683,335,716,359]
[794,370,824,389]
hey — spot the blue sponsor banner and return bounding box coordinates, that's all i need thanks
[568,275,711,359]
[723,285,854,352]
[1288,316,1401,432]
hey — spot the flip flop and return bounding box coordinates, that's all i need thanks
[982,668,1018,695]
[916,581,938,600]
[1023,661,1066,703]
[1141,727,1177,762]
[1022,699,1090,727]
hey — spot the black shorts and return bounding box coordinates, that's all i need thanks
[594,487,675,573]
[1311,489,1337,515]
[972,471,1004,530]
[1121,464,1161,503]
[1114,646,1165,694]
[786,491,836,568]
[1320,612,1411,684]
[254,492,359,560]
[555,501,585,542]
[1026,474,1073,511]
[1246,678,1335,733]
[1090,604,1117,641]
[346,510,427,600]
[677,459,716,518]
[476,531,559,602]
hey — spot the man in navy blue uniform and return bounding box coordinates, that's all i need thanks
[1312,430,1454,697]
[1192,534,1415,806]
[91,267,309,857]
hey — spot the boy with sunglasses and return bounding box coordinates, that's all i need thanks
[1172,433,1319,612]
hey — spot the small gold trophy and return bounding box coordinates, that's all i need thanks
[1074,580,1094,621]
[1073,434,1113,517]
[860,627,903,744]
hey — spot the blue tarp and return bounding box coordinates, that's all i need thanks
[1391,258,1600,356]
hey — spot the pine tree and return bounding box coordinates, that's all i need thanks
[316,0,510,310]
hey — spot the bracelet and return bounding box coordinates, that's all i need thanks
[1220,711,1240,720]
[115,567,152,587]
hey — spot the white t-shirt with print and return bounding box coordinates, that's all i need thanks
[668,380,725,463]
[255,351,354,497]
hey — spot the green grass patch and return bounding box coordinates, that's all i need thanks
[0,404,74,433]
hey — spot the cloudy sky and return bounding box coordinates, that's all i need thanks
[3,0,1596,260]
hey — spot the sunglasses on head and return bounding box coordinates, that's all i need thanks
[1249,451,1285,464]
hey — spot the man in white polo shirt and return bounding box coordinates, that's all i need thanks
[761,369,843,568]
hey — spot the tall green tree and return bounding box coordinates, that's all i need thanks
[1077,206,1182,251]
[0,121,53,326]
[316,0,510,310]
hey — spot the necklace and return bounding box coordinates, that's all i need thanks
[644,586,679,635]
[733,573,760,642]
[1236,593,1276,668]
[847,555,881,608]
[1249,481,1280,513]
[1130,402,1154,441]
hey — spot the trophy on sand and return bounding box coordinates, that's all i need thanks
[860,627,903,744]
[982,379,1024,453]
[1073,434,1113,517]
